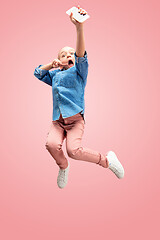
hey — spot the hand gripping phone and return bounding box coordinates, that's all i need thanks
[66,6,90,23]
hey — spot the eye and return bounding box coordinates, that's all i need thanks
[70,52,74,55]
[62,54,65,57]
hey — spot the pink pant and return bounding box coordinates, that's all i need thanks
[45,112,108,169]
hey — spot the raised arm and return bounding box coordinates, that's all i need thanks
[76,24,85,57]
[69,5,87,57]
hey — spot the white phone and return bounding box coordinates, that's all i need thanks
[66,6,90,23]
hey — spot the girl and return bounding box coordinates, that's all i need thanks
[34,6,124,189]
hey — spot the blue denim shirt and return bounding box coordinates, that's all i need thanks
[34,51,88,123]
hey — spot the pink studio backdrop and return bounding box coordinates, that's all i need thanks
[0,0,160,239]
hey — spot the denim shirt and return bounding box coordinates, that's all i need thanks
[34,51,89,123]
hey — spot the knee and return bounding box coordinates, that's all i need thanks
[67,148,75,158]
[67,147,82,159]
[45,141,62,152]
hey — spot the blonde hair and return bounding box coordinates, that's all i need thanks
[58,46,75,60]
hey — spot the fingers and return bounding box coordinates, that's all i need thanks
[78,5,87,15]
[69,12,78,25]
[52,59,63,68]
[70,12,75,21]
[69,12,73,20]
[60,62,68,66]
[52,59,70,68]
[69,6,87,25]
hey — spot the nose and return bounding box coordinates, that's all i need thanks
[67,53,71,58]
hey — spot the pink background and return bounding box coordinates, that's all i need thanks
[1,0,160,239]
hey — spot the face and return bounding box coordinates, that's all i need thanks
[58,46,75,70]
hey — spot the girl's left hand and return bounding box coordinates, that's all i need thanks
[69,5,87,28]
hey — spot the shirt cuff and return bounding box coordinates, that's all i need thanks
[38,65,48,77]
[74,50,88,63]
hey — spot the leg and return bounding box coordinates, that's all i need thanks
[65,118,109,168]
[45,121,68,169]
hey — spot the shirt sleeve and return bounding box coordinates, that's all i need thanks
[74,50,89,86]
[34,65,58,86]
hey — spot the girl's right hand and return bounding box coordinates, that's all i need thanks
[51,59,63,68]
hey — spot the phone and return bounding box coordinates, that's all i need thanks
[66,6,90,23]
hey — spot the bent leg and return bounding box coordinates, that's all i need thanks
[66,119,108,168]
[45,121,68,169]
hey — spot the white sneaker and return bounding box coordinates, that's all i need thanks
[106,151,124,179]
[57,162,70,189]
